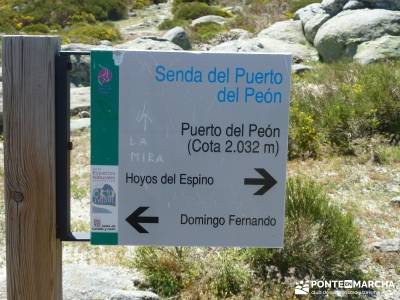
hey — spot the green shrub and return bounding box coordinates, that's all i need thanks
[66,23,121,44]
[290,61,400,156]
[84,0,128,21]
[289,104,320,159]
[134,247,200,297]
[130,0,151,9]
[247,0,272,14]
[174,2,230,20]
[246,177,363,280]
[172,0,212,11]
[134,246,254,298]
[209,250,251,298]
[158,18,189,30]
[22,23,50,34]
[227,14,257,33]
[69,12,97,25]
[371,144,400,164]
[2,0,129,29]
[190,22,226,43]
[0,21,16,34]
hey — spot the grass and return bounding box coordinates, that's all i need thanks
[219,0,293,33]
[158,18,189,30]
[173,2,231,20]
[189,22,227,43]
[134,247,201,297]
[217,0,322,33]
[0,0,126,44]
[290,61,400,158]
[371,144,400,165]
[159,0,231,34]
[247,177,363,280]
[63,22,121,44]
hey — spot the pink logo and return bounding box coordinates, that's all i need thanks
[98,65,112,85]
[94,218,101,228]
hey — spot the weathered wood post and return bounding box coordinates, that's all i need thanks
[3,36,62,299]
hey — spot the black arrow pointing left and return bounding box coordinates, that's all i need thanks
[126,206,159,233]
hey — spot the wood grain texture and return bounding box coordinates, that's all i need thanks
[3,36,62,300]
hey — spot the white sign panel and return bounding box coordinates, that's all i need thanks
[90,50,291,247]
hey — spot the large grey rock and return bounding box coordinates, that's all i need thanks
[63,264,152,300]
[361,0,400,10]
[314,9,400,62]
[354,35,400,64]
[293,3,331,44]
[206,29,253,47]
[210,39,267,52]
[343,0,365,10]
[62,43,112,52]
[229,28,252,40]
[258,20,309,45]
[391,196,400,206]
[210,37,319,62]
[115,37,183,50]
[304,13,331,44]
[71,87,90,115]
[191,15,226,27]
[110,291,159,300]
[294,3,326,25]
[69,54,91,86]
[99,40,113,46]
[321,0,349,15]
[79,111,90,118]
[162,26,191,50]
[369,238,400,252]
[292,63,313,74]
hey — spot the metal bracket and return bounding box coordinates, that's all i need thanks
[55,51,90,242]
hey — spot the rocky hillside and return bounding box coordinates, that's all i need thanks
[59,0,400,90]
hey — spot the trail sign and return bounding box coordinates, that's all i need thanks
[90,50,291,247]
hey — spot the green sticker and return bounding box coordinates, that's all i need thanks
[91,51,119,166]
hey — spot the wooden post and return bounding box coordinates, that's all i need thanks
[3,36,62,300]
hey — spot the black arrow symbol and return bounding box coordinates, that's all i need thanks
[244,168,277,195]
[126,206,159,233]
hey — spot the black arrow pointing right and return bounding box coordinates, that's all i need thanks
[126,206,159,233]
[244,168,277,195]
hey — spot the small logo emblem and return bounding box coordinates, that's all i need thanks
[98,65,112,86]
[295,281,309,295]
[92,184,116,206]
[93,218,101,228]
[344,280,353,289]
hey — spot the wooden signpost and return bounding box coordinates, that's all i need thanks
[3,36,62,300]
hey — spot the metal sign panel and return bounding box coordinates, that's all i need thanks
[90,50,291,247]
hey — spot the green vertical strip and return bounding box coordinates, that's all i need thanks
[91,50,119,245]
[91,50,119,165]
